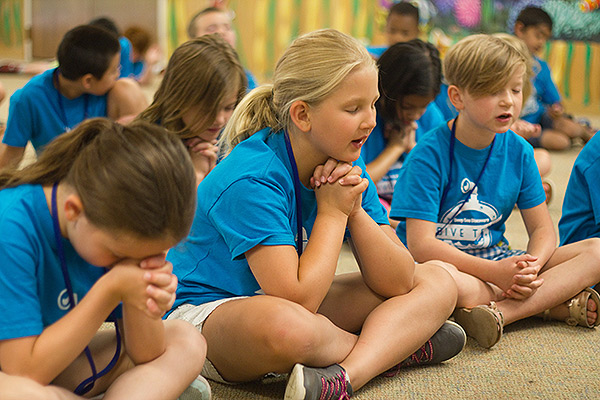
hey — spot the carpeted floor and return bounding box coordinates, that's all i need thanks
[211,318,600,399]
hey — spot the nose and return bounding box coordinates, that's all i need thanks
[363,107,377,130]
[499,90,514,107]
[214,109,228,127]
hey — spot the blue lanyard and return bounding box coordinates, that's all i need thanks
[53,69,89,133]
[283,132,303,257]
[436,118,495,237]
[51,183,121,396]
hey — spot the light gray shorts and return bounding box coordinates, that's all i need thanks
[166,297,248,384]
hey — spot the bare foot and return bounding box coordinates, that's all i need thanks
[540,296,598,326]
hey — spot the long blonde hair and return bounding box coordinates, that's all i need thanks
[0,118,197,242]
[138,34,246,139]
[219,29,376,155]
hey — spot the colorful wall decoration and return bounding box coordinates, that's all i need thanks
[167,0,599,112]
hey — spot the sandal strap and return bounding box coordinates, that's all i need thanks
[488,301,504,328]
[566,287,600,328]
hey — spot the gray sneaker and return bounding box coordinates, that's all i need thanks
[284,363,353,400]
[384,320,466,376]
[179,375,211,400]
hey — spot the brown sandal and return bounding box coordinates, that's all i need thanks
[543,287,600,328]
[453,301,504,349]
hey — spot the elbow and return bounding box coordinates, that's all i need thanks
[406,241,432,264]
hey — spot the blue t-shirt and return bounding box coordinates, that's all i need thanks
[168,128,388,309]
[559,132,600,245]
[245,69,258,92]
[3,68,108,152]
[366,45,388,59]
[361,103,445,202]
[521,57,561,125]
[389,123,546,251]
[119,36,135,79]
[0,185,116,341]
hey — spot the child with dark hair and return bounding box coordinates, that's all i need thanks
[89,16,135,80]
[0,25,148,169]
[368,2,420,59]
[362,39,443,220]
[514,6,595,150]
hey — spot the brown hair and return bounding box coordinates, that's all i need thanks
[124,25,152,56]
[443,34,527,98]
[137,35,246,139]
[0,118,196,242]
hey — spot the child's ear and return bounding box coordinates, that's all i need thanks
[447,85,465,111]
[80,73,95,90]
[289,100,311,133]
[64,194,84,221]
[514,22,525,37]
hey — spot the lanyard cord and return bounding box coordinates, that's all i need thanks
[436,119,495,237]
[53,69,89,133]
[283,131,303,257]
[51,183,121,396]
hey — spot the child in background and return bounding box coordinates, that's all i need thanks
[493,32,553,203]
[187,7,258,91]
[0,118,209,399]
[137,35,246,185]
[368,2,420,58]
[390,34,600,349]
[166,29,465,400]
[0,25,148,169]
[514,6,595,150]
[124,26,162,86]
[362,39,443,220]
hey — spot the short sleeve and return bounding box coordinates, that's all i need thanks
[3,90,33,148]
[515,142,546,210]
[0,216,43,340]
[207,177,295,260]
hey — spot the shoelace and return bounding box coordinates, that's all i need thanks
[383,340,434,377]
[319,369,351,400]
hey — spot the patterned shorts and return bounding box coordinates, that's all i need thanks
[463,241,526,261]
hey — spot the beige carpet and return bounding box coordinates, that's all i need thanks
[211,319,600,399]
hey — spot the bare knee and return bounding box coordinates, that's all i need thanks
[416,261,458,308]
[164,319,207,372]
[0,373,62,400]
[255,300,323,361]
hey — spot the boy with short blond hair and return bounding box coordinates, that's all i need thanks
[391,34,600,349]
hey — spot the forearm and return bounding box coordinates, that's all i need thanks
[409,235,496,282]
[0,144,24,169]
[366,144,405,183]
[1,277,120,384]
[525,225,556,266]
[347,210,415,296]
[122,304,166,365]
[295,212,348,311]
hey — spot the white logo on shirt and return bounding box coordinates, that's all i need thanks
[57,289,78,310]
[436,179,503,249]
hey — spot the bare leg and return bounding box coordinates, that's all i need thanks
[0,372,80,400]
[54,320,206,400]
[202,296,359,382]
[498,239,600,325]
[327,262,457,390]
[540,129,571,150]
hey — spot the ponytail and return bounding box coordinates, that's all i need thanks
[219,84,280,156]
